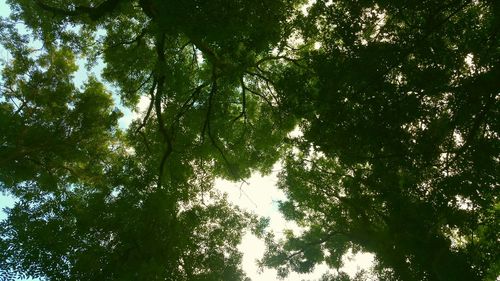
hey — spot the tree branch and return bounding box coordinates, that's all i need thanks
[201,73,240,179]
[255,55,307,70]
[106,25,149,50]
[244,84,274,108]
[154,32,173,190]
[170,83,208,131]
[231,77,247,123]
[135,75,156,134]
[245,70,280,105]
[36,0,123,21]
[191,38,217,62]
[133,80,156,155]
[283,231,344,261]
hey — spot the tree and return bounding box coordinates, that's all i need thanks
[0,0,300,280]
[260,0,499,280]
[1,0,498,280]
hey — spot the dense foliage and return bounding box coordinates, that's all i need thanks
[0,0,498,280]
[259,1,499,281]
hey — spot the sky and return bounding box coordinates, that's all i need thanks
[0,1,375,280]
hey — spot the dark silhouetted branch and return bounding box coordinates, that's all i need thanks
[244,85,273,108]
[106,26,149,49]
[135,73,155,134]
[36,0,123,21]
[201,73,240,179]
[154,32,173,190]
[231,77,247,123]
[171,83,208,131]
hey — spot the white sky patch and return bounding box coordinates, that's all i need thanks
[195,47,204,64]
[357,5,388,45]
[287,31,305,48]
[463,53,481,75]
[0,0,11,15]
[215,167,297,230]
[0,44,11,70]
[0,193,16,221]
[300,0,317,16]
[465,53,474,69]
[238,232,333,281]
[135,95,152,117]
[124,146,136,156]
[216,164,375,280]
[342,250,376,277]
[216,169,328,280]
[117,94,151,129]
[442,224,470,250]
[74,56,103,87]
[455,195,474,211]
[463,52,490,74]
[453,130,465,146]
[287,126,304,139]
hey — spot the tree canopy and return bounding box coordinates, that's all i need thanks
[0,0,498,280]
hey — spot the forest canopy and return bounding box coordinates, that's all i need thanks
[0,0,498,280]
